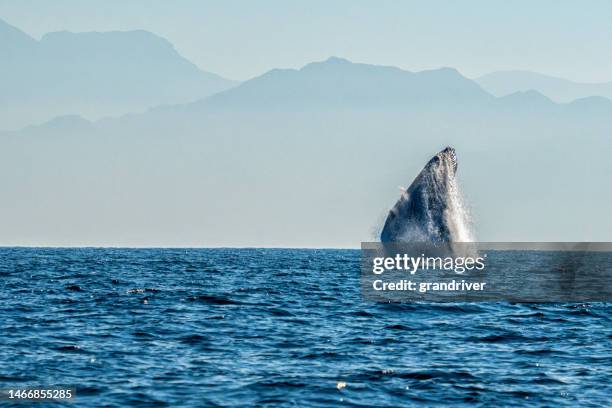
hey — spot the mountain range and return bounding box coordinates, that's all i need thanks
[144,56,612,118]
[476,70,612,103]
[0,18,236,130]
[3,16,612,129]
[189,57,493,109]
[1,18,611,246]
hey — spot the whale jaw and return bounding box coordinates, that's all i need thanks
[380,146,468,243]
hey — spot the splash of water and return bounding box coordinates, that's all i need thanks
[439,155,475,243]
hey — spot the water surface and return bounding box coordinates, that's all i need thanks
[0,248,609,407]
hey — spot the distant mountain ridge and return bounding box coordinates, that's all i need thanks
[158,57,612,117]
[0,18,237,130]
[4,12,612,132]
[186,57,494,110]
[5,53,612,134]
[476,70,612,103]
[2,57,611,246]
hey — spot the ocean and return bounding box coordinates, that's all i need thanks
[0,248,610,407]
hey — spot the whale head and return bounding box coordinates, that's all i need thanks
[380,146,469,243]
[412,147,458,217]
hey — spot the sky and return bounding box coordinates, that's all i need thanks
[1,0,612,82]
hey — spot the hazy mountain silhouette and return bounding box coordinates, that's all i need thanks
[21,114,94,134]
[160,58,612,116]
[0,16,37,57]
[1,57,611,246]
[0,18,237,130]
[491,90,558,113]
[179,57,494,111]
[568,95,612,110]
[476,70,612,103]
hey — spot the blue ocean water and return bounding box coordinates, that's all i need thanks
[0,248,610,407]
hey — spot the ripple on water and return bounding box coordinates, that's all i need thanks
[0,248,609,408]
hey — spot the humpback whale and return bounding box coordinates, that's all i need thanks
[380,147,472,243]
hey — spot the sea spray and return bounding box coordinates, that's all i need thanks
[440,156,474,243]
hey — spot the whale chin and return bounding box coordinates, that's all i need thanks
[380,146,471,243]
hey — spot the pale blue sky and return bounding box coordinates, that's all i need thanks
[1,0,611,82]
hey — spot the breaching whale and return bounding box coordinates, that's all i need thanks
[380,147,472,243]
